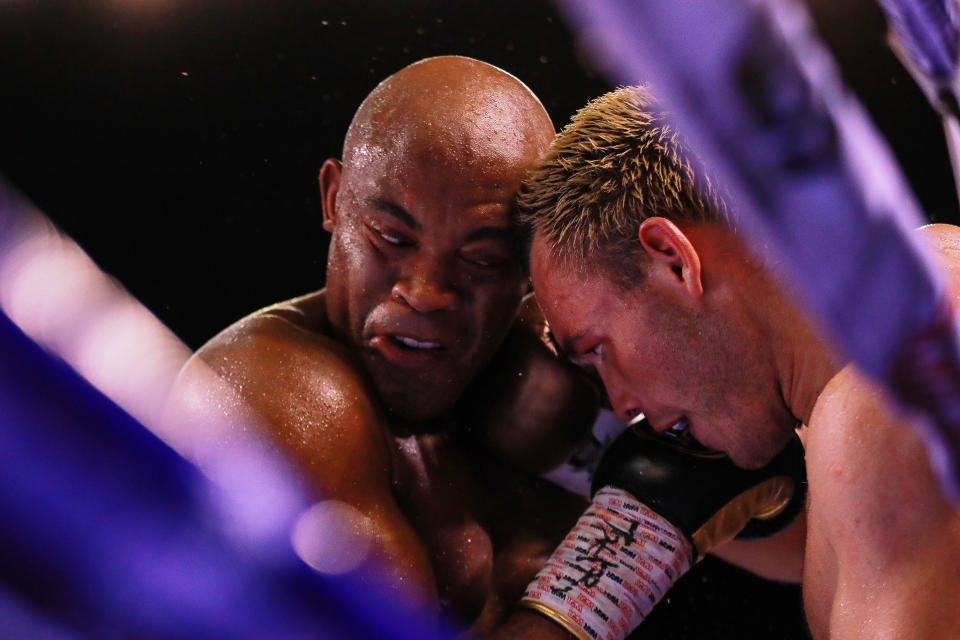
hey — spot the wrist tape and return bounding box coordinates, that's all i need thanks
[520,486,693,640]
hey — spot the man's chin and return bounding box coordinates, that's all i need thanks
[729,433,794,470]
[377,380,466,425]
[728,450,769,470]
[360,351,470,420]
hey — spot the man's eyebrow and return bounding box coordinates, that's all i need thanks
[554,329,587,361]
[366,197,419,230]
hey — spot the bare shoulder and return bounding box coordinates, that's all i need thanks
[169,291,392,499]
[918,222,960,249]
[807,367,957,546]
[805,367,960,637]
[919,223,960,296]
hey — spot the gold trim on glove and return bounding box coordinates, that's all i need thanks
[519,598,592,640]
[691,476,795,557]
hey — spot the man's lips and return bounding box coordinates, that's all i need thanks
[649,416,720,453]
[644,414,687,434]
[666,417,690,436]
[367,333,452,368]
[647,415,695,441]
[388,334,443,350]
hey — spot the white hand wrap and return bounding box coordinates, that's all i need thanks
[520,486,694,640]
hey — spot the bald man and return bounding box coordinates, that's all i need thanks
[168,57,598,633]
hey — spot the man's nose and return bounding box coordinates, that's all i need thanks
[605,379,643,423]
[391,257,460,313]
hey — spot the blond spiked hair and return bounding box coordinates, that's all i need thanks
[519,86,728,284]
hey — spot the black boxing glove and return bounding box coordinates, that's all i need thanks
[592,420,806,550]
[520,419,806,640]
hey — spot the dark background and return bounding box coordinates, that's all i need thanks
[1,1,956,638]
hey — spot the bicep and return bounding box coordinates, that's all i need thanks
[459,315,601,475]
[710,509,806,583]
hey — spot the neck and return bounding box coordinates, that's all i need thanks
[698,225,841,428]
[389,407,459,438]
[766,289,843,427]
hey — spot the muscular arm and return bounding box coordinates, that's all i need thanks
[167,310,438,617]
[710,509,806,583]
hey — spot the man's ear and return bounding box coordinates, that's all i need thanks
[319,159,342,232]
[637,217,704,298]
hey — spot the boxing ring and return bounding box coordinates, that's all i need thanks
[2,0,958,637]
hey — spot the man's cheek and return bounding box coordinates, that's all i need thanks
[479,306,518,342]
[349,248,394,286]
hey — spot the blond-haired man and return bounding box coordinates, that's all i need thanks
[496,86,960,639]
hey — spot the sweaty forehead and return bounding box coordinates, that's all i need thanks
[530,236,581,321]
[530,232,622,334]
[343,58,553,175]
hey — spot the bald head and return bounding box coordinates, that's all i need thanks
[319,57,555,421]
[342,56,555,175]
